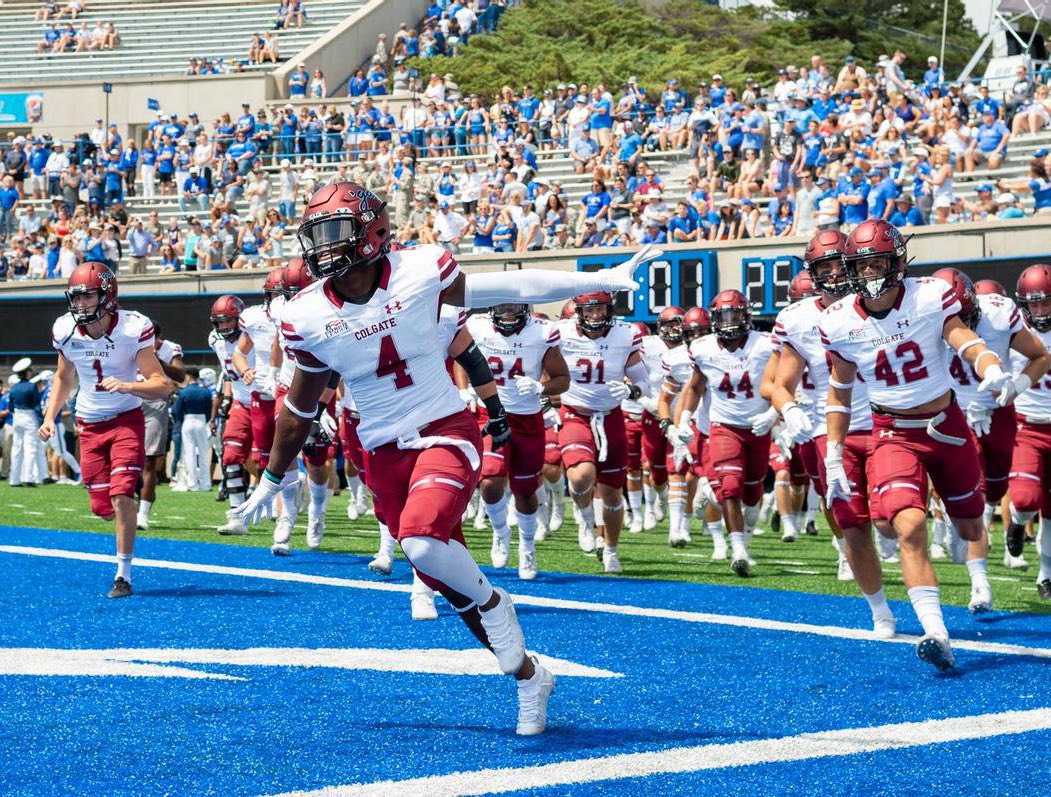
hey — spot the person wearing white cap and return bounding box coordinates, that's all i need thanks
[8,357,44,487]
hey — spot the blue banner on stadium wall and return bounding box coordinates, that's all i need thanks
[0,92,44,124]
[741,255,806,316]
[577,249,719,322]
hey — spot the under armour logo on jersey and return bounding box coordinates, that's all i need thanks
[897,319,910,329]
[879,429,895,438]
[385,301,403,314]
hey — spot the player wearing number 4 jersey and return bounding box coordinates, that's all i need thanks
[818,219,1021,671]
[675,289,775,577]
[40,263,172,599]
[936,267,1047,611]
[231,181,659,735]
[557,292,650,573]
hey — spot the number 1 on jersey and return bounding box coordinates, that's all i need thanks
[376,335,413,389]
[92,358,106,392]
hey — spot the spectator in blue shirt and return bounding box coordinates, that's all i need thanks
[616,123,644,167]
[278,104,299,158]
[923,56,945,94]
[973,85,1001,120]
[966,110,1011,172]
[347,68,368,97]
[888,194,925,227]
[104,150,124,206]
[179,166,210,213]
[837,166,870,226]
[580,179,611,224]
[288,63,309,97]
[366,64,387,97]
[999,154,1051,214]
[866,167,897,220]
[237,103,256,135]
[741,102,765,153]
[227,131,258,175]
[668,202,698,242]
[517,84,540,124]
[571,128,599,173]
[639,219,668,245]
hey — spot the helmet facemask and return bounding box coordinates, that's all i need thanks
[845,252,902,300]
[810,255,852,300]
[575,301,613,334]
[66,286,107,325]
[491,303,529,335]
[298,210,388,280]
[712,306,750,341]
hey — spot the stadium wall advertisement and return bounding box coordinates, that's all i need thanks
[1,220,1050,363]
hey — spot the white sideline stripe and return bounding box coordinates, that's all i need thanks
[3,544,1051,662]
[271,708,1051,797]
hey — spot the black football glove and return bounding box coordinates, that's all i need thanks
[484,410,512,449]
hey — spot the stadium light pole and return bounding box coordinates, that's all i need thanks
[102,82,112,149]
[939,0,949,73]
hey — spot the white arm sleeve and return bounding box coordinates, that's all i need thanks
[625,359,650,397]
[462,269,617,308]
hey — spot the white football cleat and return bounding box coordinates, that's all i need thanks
[135,514,149,531]
[781,528,797,543]
[629,513,643,534]
[218,517,249,536]
[711,540,728,561]
[947,530,969,565]
[642,509,657,531]
[578,519,596,553]
[872,615,897,639]
[473,506,488,530]
[968,583,994,614]
[368,552,394,576]
[306,516,325,550]
[837,555,854,582]
[355,495,369,516]
[548,498,564,531]
[273,517,293,547]
[1003,551,1028,569]
[603,548,623,574]
[270,542,291,557]
[653,500,666,522]
[930,543,948,560]
[535,517,549,542]
[916,634,955,671]
[480,588,527,675]
[516,655,555,736]
[491,533,510,568]
[346,500,359,521]
[410,590,438,621]
[518,545,538,581]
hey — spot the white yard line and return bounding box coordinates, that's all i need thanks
[270,707,1051,797]
[2,544,1051,661]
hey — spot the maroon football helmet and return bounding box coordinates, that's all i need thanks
[631,321,650,338]
[66,261,118,325]
[282,257,315,297]
[298,182,392,279]
[263,266,287,309]
[210,295,245,342]
[682,307,711,342]
[974,278,1006,297]
[709,289,752,341]
[560,299,576,319]
[1016,264,1051,332]
[532,311,551,321]
[656,305,685,344]
[933,267,980,328]
[844,219,909,300]
[803,229,850,298]
[574,291,615,333]
[788,269,818,302]
[491,303,530,335]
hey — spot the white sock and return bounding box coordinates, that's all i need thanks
[792,511,805,532]
[347,474,362,496]
[308,479,328,519]
[1010,502,1037,526]
[378,522,397,558]
[966,558,990,591]
[907,585,949,638]
[116,552,132,582]
[592,496,604,526]
[628,488,642,517]
[806,484,820,519]
[536,487,549,516]
[707,519,726,544]
[400,537,493,605]
[546,473,565,498]
[138,499,152,518]
[643,481,657,511]
[1038,518,1051,581]
[832,536,845,556]
[484,496,510,538]
[604,543,617,556]
[729,531,748,560]
[863,586,894,622]
[579,501,595,528]
[668,489,686,536]
[930,517,946,548]
[517,508,537,551]
[280,481,300,521]
[982,502,996,531]
[781,513,798,538]
[743,502,760,532]
[411,569,434,597]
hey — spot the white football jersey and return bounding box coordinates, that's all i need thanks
[662,340,712,434]
[1013,325,1051,418]
[819,277,959,410]
[772,296,872,435]
[52,309,155,422]
[688,330,773,428]
[557,319,642,412]
[622,334,669,415]
[156,338,183,364]
[209,329,253,405]
[240,302,278,394]
[945,293,1023,410]
[280,245,467,451]
[466,314,559,415]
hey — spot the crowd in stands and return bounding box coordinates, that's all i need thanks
[6,5,1051,279]
[35,19,119,53]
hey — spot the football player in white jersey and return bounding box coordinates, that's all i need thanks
[557,291,650,573]
[208,295,256,534]
[936,267,1048,612]
[136,323,186,532]
[1007,264,1051,599]
[768,233,896,637]
[231,182,654,735]
[468,304,569,580]
[673,289,775,577]
[231,267,284,470]
[819,219,1020,670]
[39,263,172,598]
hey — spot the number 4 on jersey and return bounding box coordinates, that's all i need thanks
[376,335,413,389]
[718,371,754,399]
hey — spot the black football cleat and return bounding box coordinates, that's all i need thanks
[107,577,132,599]
[1038,580,1051,601]
[1005,523,1026,558]
[806,521,819,536]
[770,512,780,533]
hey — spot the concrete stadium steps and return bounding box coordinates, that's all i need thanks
[0,0,356,82]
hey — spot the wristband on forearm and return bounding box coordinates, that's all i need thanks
[454,341,495,387]
[481,392,506,418]
[262,467,283,485]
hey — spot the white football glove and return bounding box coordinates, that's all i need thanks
[599,244,665,293]
[775,428,794,460]
[543,405,561,430]
[607,381,633,402]
[319,409,338,439]
[229,469,297,527]
[977,364,1016,405]
[637,395,659,415]
[513,375,545,396]
[795,391,814,410]
[697,477,719,507]
[672,423,694,445]
[257,366,276,399]
[458,388,478,413]
[823,441,853,505]
[965,401,993,437]
[749,406,780,436]
[671,438,694,470]
[997,373,1032,408]
[781,401,814,444]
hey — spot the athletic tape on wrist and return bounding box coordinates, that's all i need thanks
[828,377,854,390]
[956,337,984,358]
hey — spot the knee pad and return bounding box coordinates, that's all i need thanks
[1009,474,1042,514]
[223,464,247,494]
[743,479,764,508]
[879,485,927,521]
[86,483,115,519]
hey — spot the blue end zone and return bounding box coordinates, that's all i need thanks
[2,524,1051,796]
